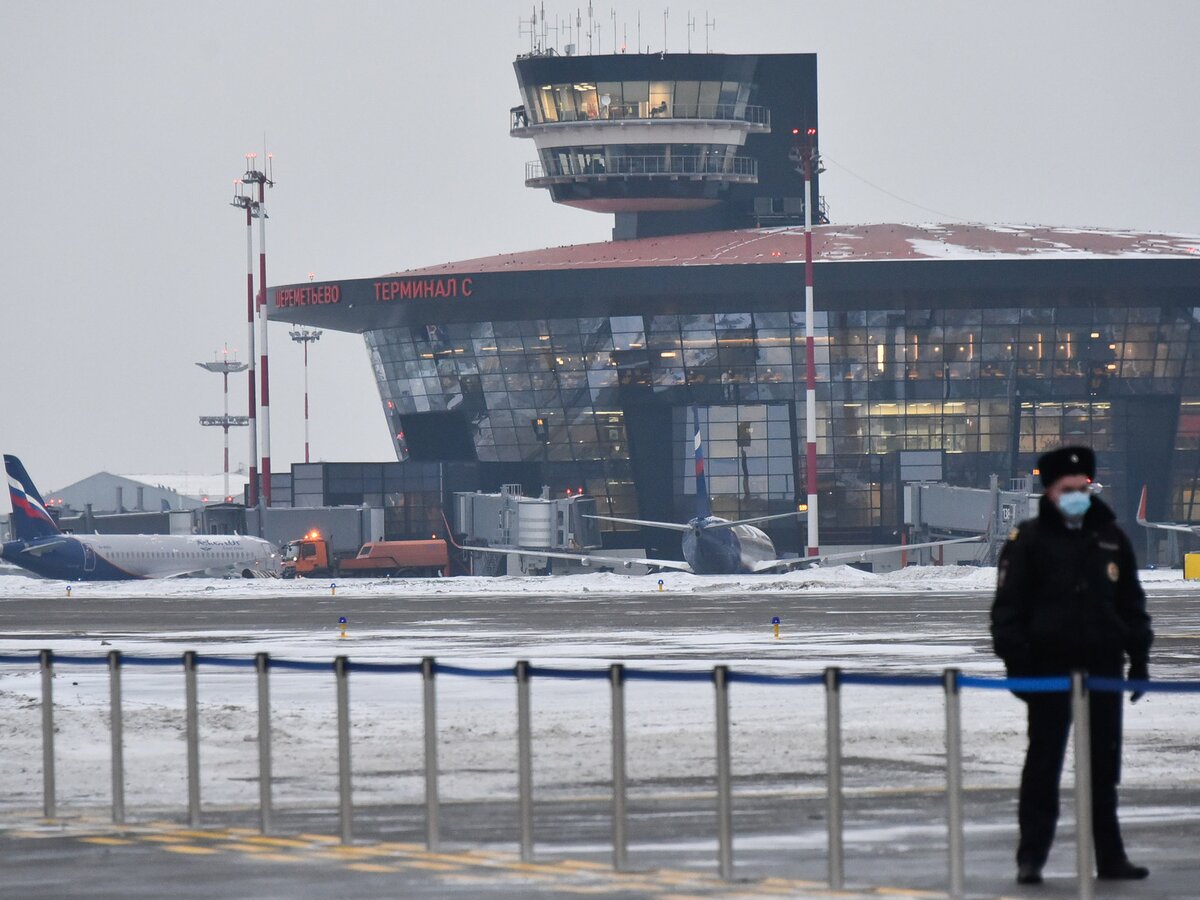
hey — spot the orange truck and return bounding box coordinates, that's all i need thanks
[281,532,449,578]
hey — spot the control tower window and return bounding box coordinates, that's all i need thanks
[622,80,648,118]
[649,81,672,117]
[699,81,721,117]
[674,81,700,118]
[572,83,598,119]
[552,85,578,121]
[538,86,559,122]
[719,81,742,117]
[597,81,621,118]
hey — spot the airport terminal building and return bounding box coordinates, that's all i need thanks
[269,50,1200,554]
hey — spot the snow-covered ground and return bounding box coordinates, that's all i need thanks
[3,562,1198,600]
[0,565,1197,822]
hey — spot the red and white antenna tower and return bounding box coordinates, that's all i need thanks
[793,126,823,555]
[230,177,258,508]
[242,152,275,506]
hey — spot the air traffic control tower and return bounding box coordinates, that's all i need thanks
[510,52,822,239]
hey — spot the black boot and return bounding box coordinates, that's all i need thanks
[1017,863,1043,884]
[1097,860,1149,880]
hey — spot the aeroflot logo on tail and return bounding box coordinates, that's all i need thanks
[374,277,473,301]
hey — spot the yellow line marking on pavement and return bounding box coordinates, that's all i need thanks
[225,827,260,835]
[345,863,400,873]
[162,830,230,841]
[875,891,944,897]
[375,841,424,852]
[238,835,314,848]
[160,844,219,855]
[297,832,340,843]
[557,860,612,870]
[140,834,187,843]
[80,836,135,846]
[257,852,308,863]
[217,842,271,853]
[404,860,461,871]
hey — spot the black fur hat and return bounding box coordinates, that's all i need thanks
[1037,446,1096,489]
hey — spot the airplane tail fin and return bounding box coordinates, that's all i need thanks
[4,455,61,540]
[693,407,712,520]
[1136,485,1148,526]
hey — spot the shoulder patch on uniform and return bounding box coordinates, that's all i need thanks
[1098,541,1119,551]
[1007,528,1020,542]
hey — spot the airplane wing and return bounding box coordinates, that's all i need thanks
[750,535,985,573]
[455,541,693,573]
[699,511,805,531]
[582,515,695,533]
[1135,485,1199,534]
[442,522,693,573]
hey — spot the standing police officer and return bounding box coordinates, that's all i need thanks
[991,446,1153,885]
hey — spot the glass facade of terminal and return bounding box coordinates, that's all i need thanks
[363,302,1200,538]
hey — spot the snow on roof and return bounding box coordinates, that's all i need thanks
[120,472,248,501]
[389,223,1200,276]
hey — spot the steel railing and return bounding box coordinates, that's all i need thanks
[526,154,757,183]
[511,102,770,131]
[2,649,1198,899]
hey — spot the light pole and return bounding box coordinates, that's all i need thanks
[196,348,250,501]
[289,329,323,463]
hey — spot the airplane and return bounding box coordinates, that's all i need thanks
[447,410,980,575]
[1136,485,1200,536]
[1,454,280,581]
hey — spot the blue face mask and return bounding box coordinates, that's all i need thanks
[1057,491,1091,519]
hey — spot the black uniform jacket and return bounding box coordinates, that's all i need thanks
[991,495,1152,676]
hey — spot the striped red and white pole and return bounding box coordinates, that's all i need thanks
[803,141,819,556]
[244,194,259,508]
[256,176,271,507]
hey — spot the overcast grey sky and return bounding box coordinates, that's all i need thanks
[3,1,1199,492]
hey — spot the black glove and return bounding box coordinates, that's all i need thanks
[1128,660,1149,704]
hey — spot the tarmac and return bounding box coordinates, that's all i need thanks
[1,585,1198,897]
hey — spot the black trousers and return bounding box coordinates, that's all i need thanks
[1017,680,1126,870]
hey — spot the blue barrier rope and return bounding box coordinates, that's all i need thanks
[841,673,943,688]
[624,669,713,683]
[960,675,1071,692]
[270,659,333,673]
[121,656,181,668]
[48,654,109,666]
[2,651,1200,695]
[346,661,422,675]
[193,655,257,669]
[1088,676,1200,694]
[527,665,611,681]
[435,663,514,678]
[728,672,824,686]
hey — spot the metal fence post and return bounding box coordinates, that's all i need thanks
[516,659,534,862]
[1071,670,1094,900]
[422,657,440,851]
[184,651,201,827]
[40,648,55,820]
[714,664,734,882]
[943,668,964,899]
[824,666,844,890]
[108,650,125,825]
[255,651,272,835]
[610,663,628,872]
[335,656,353,844]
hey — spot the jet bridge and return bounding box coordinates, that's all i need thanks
[453,485,602,574]
[904,476,1039,565]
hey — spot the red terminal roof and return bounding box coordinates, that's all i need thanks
[388,223,1200,277]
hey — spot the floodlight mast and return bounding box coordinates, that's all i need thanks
[289,327,323,463]
[243,152,274,506]
[196,347,250,500]
[230,182,258,508]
